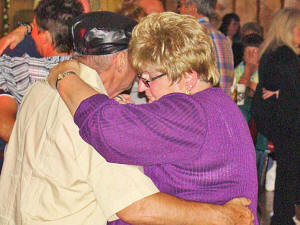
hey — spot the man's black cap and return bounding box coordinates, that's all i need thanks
[72,11,138,55]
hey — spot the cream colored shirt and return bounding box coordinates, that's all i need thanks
[0,63,158,225]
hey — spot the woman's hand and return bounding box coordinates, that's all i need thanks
[262,88,279,100]
[115,94,134,104]
[0,26,28,55]
[48,59,80,89]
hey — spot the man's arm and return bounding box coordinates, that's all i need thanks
[118,193,253,225]
[0,25,28,55]
[0,94,17,142]
[0,54,71,104]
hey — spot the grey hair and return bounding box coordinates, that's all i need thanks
[184,0,217,17]
[74,49,128,72]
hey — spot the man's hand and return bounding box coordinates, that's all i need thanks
[219,198,254,225]
[115,94,134,104]
[48,59,80,89]
[0,26,27,55]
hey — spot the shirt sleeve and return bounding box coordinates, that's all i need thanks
[74,93,207,166]
[0,55,71,104]
[213,33,234,96]
[234,62,244,83]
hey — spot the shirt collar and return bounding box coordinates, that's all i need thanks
[78,63,108,96]
[198,17,210,23]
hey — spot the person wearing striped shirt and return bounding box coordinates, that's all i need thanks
[178,0,234,96]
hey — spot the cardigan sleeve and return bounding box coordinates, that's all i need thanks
[74,93,207,166]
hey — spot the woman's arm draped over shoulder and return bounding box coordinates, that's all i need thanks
[74,93,207,166]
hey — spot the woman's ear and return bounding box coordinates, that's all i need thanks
[183,69,198,91]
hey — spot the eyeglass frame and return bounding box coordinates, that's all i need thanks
[137,73,167,87]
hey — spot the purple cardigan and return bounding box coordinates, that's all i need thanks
[74,87,258,224]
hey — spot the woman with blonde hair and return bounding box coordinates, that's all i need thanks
[49,12,258,224]
[251,8,300,225]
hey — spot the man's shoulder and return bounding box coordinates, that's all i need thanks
[198,19,228,41]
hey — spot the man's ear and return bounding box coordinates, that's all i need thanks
[115,51,127,73]
[43,30,53,46]
[183,69,198,90]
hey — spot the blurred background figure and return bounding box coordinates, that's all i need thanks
[0,0,83,174]
[234,33,263,121]
[116,0,147,22]
[241,22,264,38]
[219,12,241,45]
[251,8,300,225]
[232,22,264,67]
[219,12,242,67]
[178,0,234,96]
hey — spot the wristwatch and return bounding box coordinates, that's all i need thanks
[56,71,77,89]
[18,21,32,35]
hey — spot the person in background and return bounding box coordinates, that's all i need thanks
[0,0,90,57]
[0,90,17,172]
[234,33,263,121]
[0,0,83,173]
[219,13,241,45]
[116,0,147,22]
[48,12,258,225]
[241,22,264,38]
[0,11,254,225]
[178,0,234,96]
[219,13,242,67]
[251,8,300,225]
[232,22,264,67]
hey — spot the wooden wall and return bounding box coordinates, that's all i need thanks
[1,0,300,37]
[0,0,34,36]
[164,0,300,34]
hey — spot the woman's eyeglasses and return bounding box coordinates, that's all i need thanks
[137,73,166,88]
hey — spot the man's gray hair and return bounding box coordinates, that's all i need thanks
[74,49,128,72]
[185,0,217,17]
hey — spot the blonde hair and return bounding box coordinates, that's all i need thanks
[129,12,219,85]
[260,8,300,57]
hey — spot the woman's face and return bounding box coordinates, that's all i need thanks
[227,19,240,37]
[138,68,182,103]
[292,20,300,47]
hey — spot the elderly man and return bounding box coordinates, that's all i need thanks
[0,11,253,225]
[178,0,234,96]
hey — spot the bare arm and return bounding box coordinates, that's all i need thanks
[0,95,17,142]
[0,25,27,55]
[118,193,253,225]
[48,60,98,116]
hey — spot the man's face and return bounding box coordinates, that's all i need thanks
[112,53,137,96]
[122,61,137,92]
[31,18,53,57]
